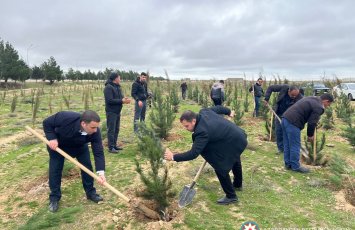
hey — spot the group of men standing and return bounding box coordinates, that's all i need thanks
[42,74,334,212]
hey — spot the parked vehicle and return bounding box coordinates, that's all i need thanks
[301,82,330,96]
[333,83,355,100]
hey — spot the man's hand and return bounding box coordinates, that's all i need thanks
[307,136,314,142]
[138,100,143,108]
[229,110,235,118]
[97,175,106,185]
[164,148,174,161]
[48,139,58,150]
[263,100,269,106]
[123,97,131,104]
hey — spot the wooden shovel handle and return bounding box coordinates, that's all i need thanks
[266,103,282,123]
[193,160,207,182]
[25,126,130,203]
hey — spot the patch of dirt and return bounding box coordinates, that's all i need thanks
[0,129,44,152]
[165,133,183,142]
[334,189,355,213]
[344,187,355,207]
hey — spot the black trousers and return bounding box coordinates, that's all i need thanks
[215,156,242,199]
[212,98,222,106]
[48,145,96,202]
[106,112,121,149]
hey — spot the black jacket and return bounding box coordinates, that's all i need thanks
[249,83,264,97]
[174,106,248,174]
[180,82,187,91]
[264,84,303,115]
[282,97,324,137]
[131,78,147,101]
[43,111,105,171]
[104,79,124,114]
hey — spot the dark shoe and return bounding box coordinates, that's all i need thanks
[87,193,103,203]
[114,146,123,151]
[49,200,59,212]
[284,165,292,170]
[216,196,238,205]
[293,166,310,173]
[108,148,119,153]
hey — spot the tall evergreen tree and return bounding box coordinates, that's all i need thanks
[135,123,173,214]
[41,56,62,84]
[149,81,175,139]
[32,65,44,82]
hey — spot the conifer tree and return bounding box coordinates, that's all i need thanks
[243,87,249,112]
[303,132,328,166]
[169,84,180,113]
[232,99,244,126]
[342,118,355,147]
[149,81,175,139]
[335,93,354,123]
[135,123,174,214]
[321,106,334,130]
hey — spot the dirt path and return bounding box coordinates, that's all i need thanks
[0,129,43,151]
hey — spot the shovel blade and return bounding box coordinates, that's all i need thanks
[178,185,196,208]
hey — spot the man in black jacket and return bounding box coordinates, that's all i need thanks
[282,94,333,173]
[180,82,188,100]
[264,85,302,154]
[104,73,131,153]
[43,110,106,212]
[131,72,148,132]
[249,78,264,117]
[164,106,248,205]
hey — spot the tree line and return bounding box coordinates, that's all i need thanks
[0,39,164,85]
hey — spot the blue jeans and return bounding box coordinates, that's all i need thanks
[133,100,147,132]
[275,117,284,152]
[254,96,261,117]
[281,118,301,170]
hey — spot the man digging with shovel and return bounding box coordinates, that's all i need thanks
[164,106,248,205]
[43,110,106,212]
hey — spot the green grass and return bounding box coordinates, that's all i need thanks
[0,82,354,229]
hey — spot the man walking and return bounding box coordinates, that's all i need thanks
[131,72,148,132]
[264,85,302,154]
[282,93,333,173]
[104,72,131,153]
[180,81,188,100]
[43,110,106,212]
[249,78,264,117]
[164,106,248,205]
[210,80,225,105]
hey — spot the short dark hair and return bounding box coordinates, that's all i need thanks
[180,110,197,122]
[219,80,224,84]
[109,72,119,81]
[320,93,334,102]
[81,110,100,123]
[288,85,299,91]
[257,78,263,81]
[141,72,147,77]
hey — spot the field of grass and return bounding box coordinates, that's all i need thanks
[0,81,354,229]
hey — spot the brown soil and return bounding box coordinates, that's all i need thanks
[0,129,44,152]
[334,189,355,213]
[165,133,183,142]
[344,187,355,207]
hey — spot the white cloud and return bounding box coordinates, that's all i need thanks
[1,0,355,80]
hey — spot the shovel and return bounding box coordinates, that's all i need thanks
[178,160,207,208]
[25,126,160,220]
[265,103,310,160]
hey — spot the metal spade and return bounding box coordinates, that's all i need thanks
[178,160,207,208]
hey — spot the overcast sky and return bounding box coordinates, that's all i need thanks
[1,0,355,80]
